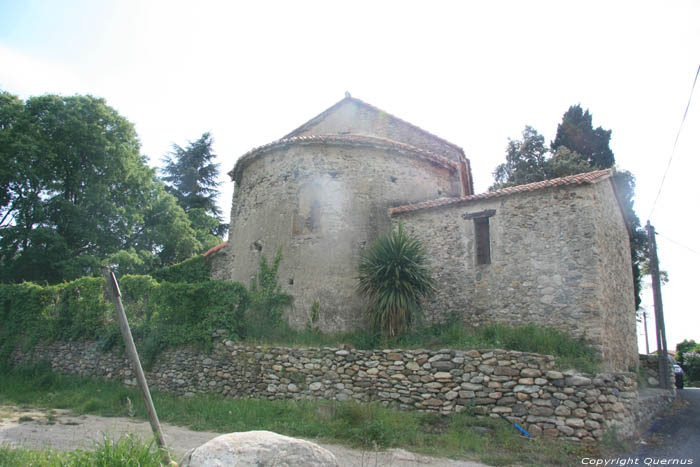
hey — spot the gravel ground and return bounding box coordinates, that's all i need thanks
[0,404,487,466]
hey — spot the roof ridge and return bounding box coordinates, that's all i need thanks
[282,95,467,157]
[229,134,459,180]
[389,169,614,216]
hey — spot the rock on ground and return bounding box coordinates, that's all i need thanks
[180,430,338,467]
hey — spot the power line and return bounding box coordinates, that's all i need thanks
[647,63,700,221]
[657,232,700,256]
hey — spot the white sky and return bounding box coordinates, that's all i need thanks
[1,0,698,354]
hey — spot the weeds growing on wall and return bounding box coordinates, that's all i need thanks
[243,247,293,340]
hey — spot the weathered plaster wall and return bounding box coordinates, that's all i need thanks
[12,340,655,442]
[217,141,460,331]
[393,180,637,371]
[292,100,466,164]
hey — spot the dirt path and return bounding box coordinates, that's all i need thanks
[0,405,486,466]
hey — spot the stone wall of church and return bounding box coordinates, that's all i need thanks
[393,180,637,371]
[216,141,460,332]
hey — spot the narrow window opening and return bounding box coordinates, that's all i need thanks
[305,200,321,232]
[474,217,491,265]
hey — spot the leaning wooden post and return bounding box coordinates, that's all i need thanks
[103,267,173,465]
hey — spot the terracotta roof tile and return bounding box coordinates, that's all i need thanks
[203,241,228,257]
[229,134,459,180]
[389,169,614,217]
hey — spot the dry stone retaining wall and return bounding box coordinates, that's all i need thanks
[10,340,664,442]
[639,354,677,389]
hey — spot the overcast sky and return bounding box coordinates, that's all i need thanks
[1,0,698,354]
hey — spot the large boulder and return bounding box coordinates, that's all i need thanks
[180,430,338,467]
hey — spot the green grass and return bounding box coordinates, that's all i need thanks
[0,434,164,467]
[0,363,606,466]
[247,322,600,373]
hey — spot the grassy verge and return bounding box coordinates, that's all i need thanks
[0,435,163,467]
[0,364,611,466]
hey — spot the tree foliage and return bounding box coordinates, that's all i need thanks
[0,91,200,283]
[491,126,549,189]
[357,223,436,337]
[161,132,227,249]
[490,105,648,308]
[552,105,615,169]
[676,339,700,369]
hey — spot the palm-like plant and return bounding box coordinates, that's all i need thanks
[357,223,436,337]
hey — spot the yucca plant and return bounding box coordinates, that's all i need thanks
[357,223,436,337]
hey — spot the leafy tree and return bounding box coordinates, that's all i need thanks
[676,339,700,369]
[357,223,436,337]
[0,92,200,283]
[161,132,227,249]
[491,126,549,189]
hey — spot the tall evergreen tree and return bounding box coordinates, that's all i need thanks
[551,104,615,169]
[161,132,227,249]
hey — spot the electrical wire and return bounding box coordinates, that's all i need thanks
[657,232,700,256]
[647,63,700,221]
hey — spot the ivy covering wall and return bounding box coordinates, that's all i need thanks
[0,276,248,365]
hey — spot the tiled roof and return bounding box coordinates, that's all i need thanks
[389,169,614,217]
[203,241,228,257]
[282,95,467,158]
[228,134,459,180]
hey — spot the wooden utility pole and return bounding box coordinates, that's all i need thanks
[646,222,670,389]
[103,268,173,465]
[642,309,650,355]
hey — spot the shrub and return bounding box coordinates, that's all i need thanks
[676,339,700,368]
[151,254,211,283]
[54,277,109,340]
[0,274,248,365]
[357,223,435,337]
[0,279,109,360]
[683,351,700,383]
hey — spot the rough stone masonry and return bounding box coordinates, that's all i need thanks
[207,94,638,372]
[13,340,670,443]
